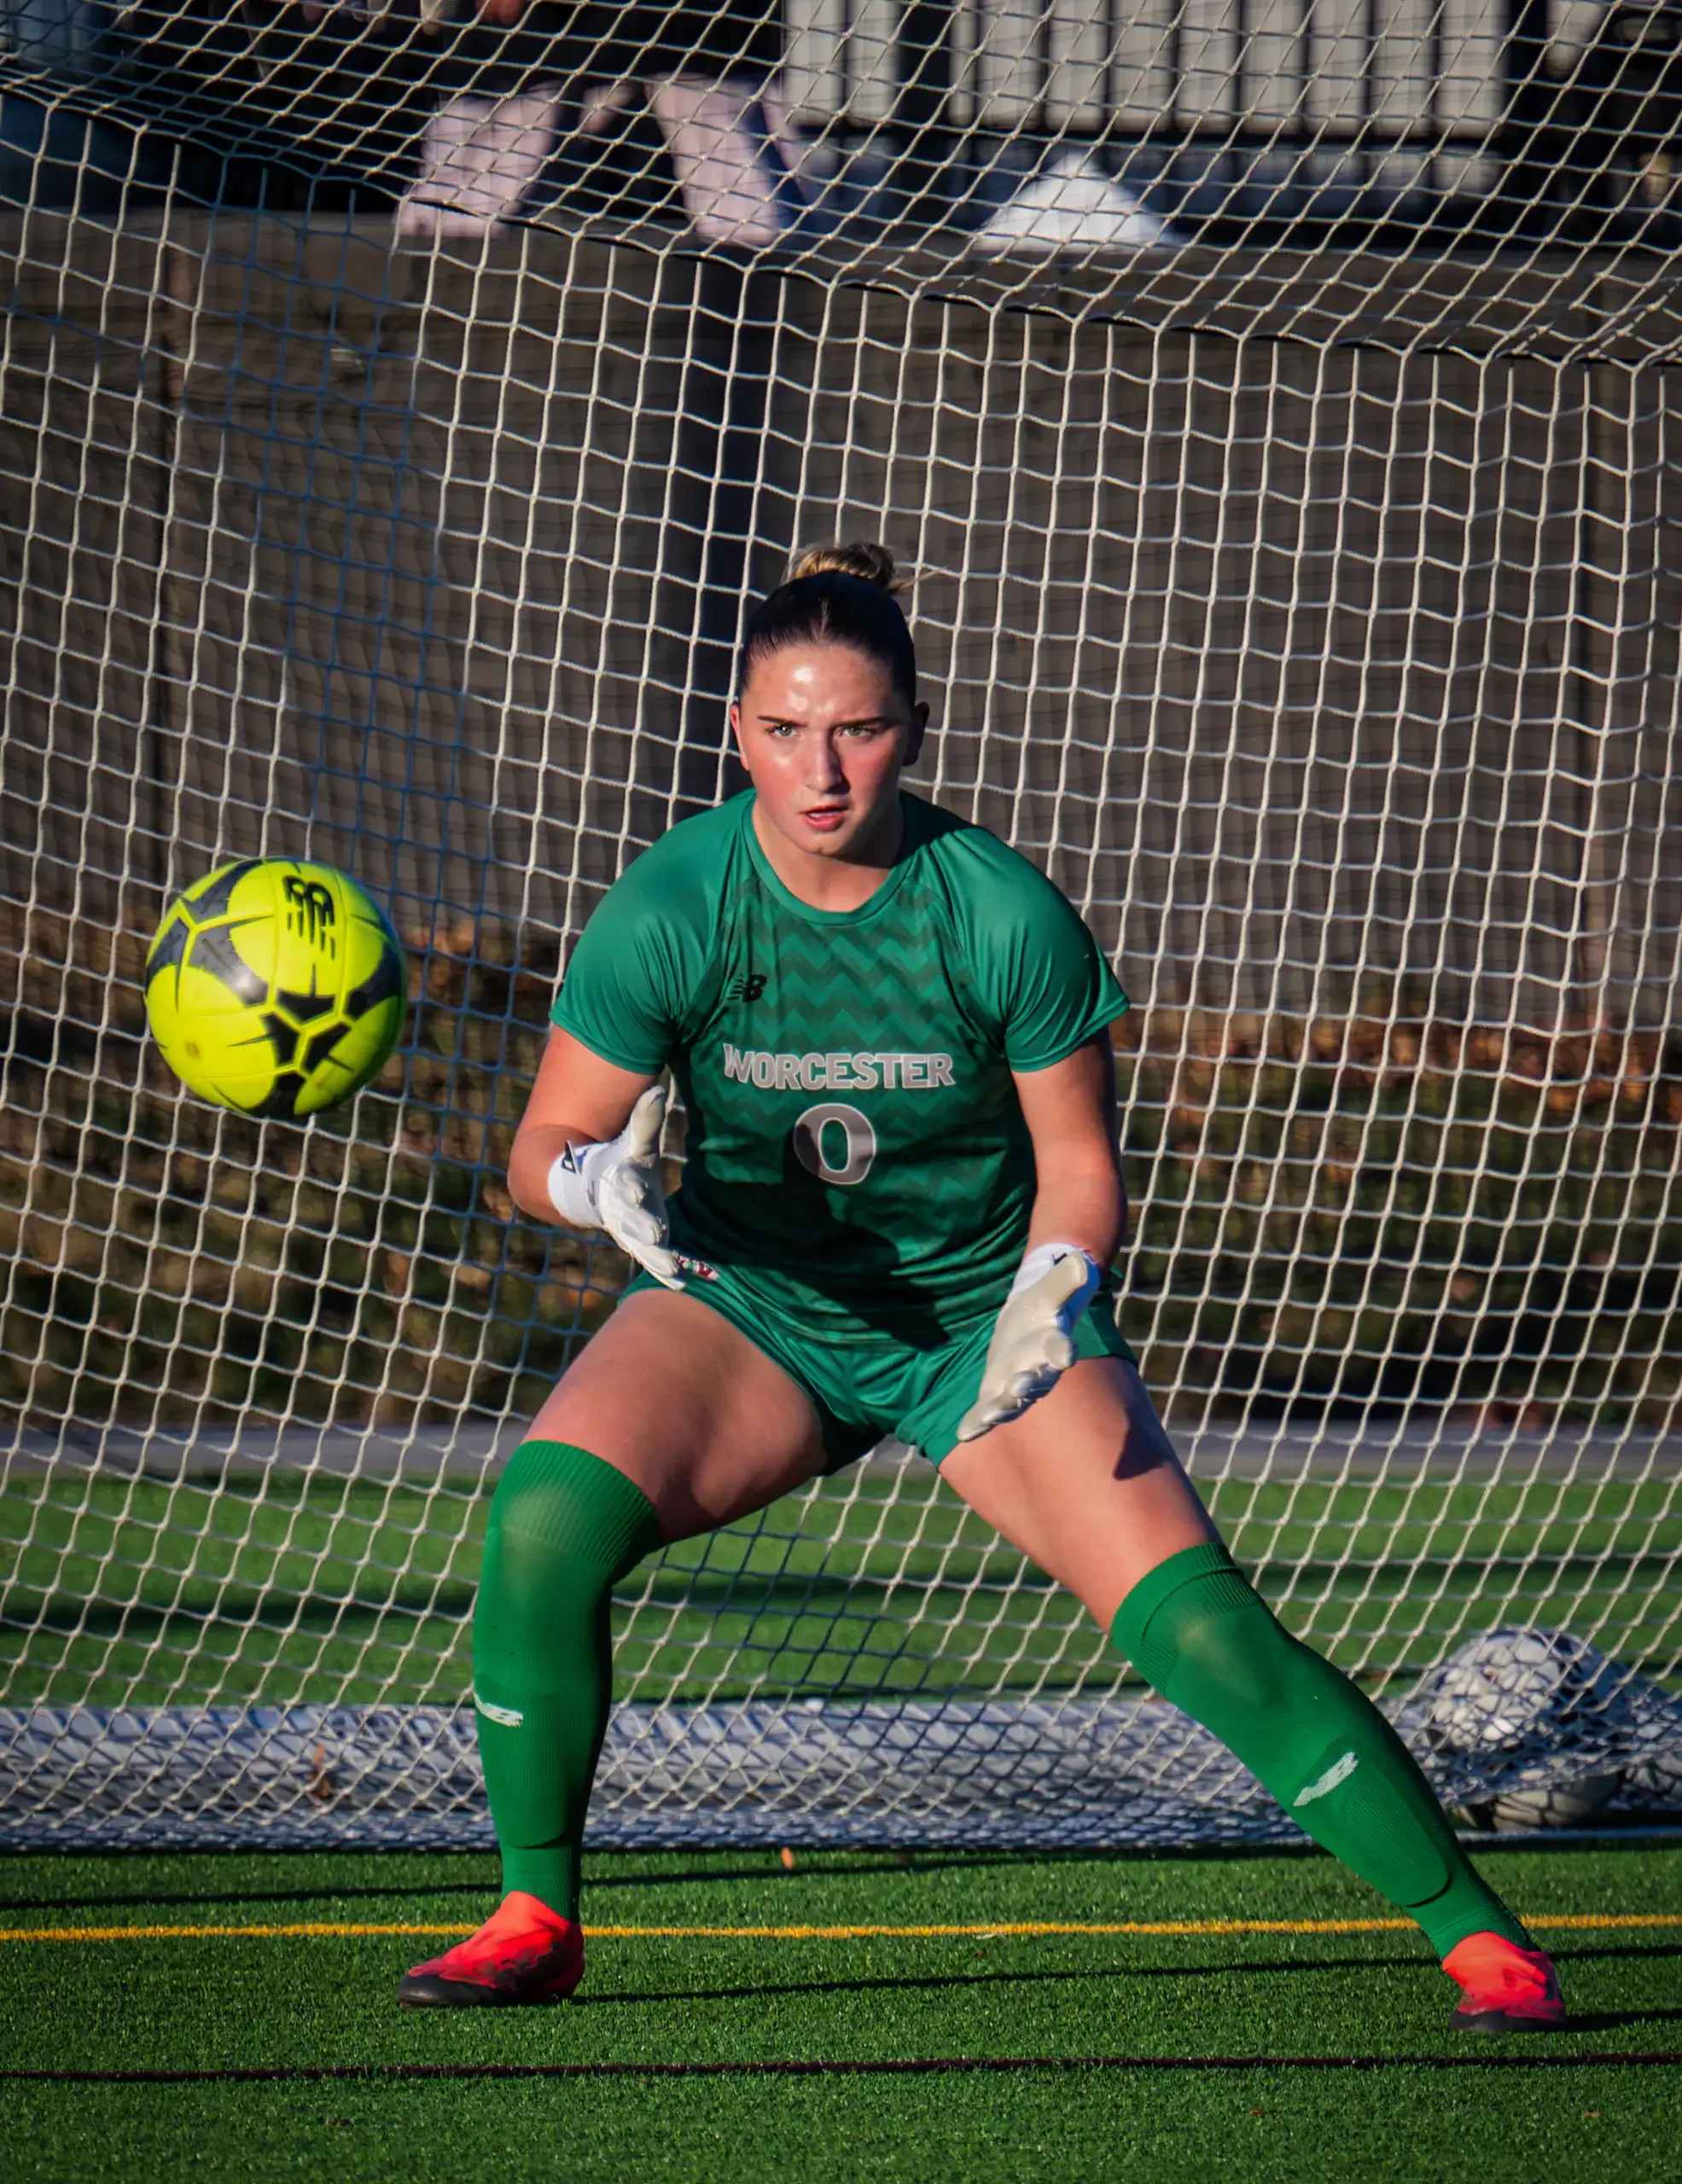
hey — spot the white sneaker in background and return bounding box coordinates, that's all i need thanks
[645,75,804,246]
[971,150,1172,256]
[396,88,562,237]
[398,76,805,246]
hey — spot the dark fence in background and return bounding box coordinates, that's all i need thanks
[7,0,1682,245]
[3,215,1679,1031]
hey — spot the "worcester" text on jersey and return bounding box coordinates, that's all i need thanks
[721,1046,956,1092]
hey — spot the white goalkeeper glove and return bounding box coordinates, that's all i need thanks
[544,1084,707,1292]
[954,1242,1102,1443]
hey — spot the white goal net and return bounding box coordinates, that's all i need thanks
[2,0,1681,1849]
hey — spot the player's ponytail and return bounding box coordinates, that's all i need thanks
[739,541,917,706]
[788,541,908,592]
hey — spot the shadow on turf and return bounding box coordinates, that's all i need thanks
[577,1952,1424,2007]
[0,1861,927,1914]
[1555,1942,1682,1962]
[4,1836,1676,1920]
[0,1838,1451,1915]
[1560,2008,1682,2033]
[576,1944,1682,2017]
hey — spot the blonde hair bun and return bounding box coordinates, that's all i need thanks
[789,541,910,594]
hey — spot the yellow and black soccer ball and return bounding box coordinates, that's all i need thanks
[145,859,406,1118]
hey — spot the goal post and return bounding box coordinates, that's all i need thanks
[3,1,1682,1849]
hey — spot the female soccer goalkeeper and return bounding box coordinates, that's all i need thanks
[399,544,1563,2033]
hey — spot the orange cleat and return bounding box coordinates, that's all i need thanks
[396,1891,585,2007]
[1443,1933,1568,2034]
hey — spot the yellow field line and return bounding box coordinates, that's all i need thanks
[1,1914,1679,1944]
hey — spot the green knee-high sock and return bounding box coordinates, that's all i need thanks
[472,1440,661,1920]
[1110,1544,1528,1958]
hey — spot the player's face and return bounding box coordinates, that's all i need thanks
[730,642,928,866]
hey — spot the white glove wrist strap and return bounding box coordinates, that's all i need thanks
[1009,1241,1100,1300]
[545,1141,606,1228]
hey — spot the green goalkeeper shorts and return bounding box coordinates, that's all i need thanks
[620,1263,1136,1470]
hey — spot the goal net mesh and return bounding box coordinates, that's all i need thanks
[3,0,1681,1849]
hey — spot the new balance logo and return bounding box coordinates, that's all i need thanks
[475,1697,525,1729]
[721,1045,955,1092]
[1295,1751,1359,1807]
[282,874,338,955]
[728,973,767,1004]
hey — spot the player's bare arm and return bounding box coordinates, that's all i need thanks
[506,1028,695,1291]
[1013,1034,1126,1269]
[507,1026,654,1202]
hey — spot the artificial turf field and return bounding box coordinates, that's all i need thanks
[1,1842,1679,2182]
[7,1465,1680,1708]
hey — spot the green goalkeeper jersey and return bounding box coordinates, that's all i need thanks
[551,791,1128,1345]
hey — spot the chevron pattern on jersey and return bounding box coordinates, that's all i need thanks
[567,794,1126,1345]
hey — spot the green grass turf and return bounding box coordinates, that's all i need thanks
[1,1844,1679,2181]
[4,1466,1679,1708]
